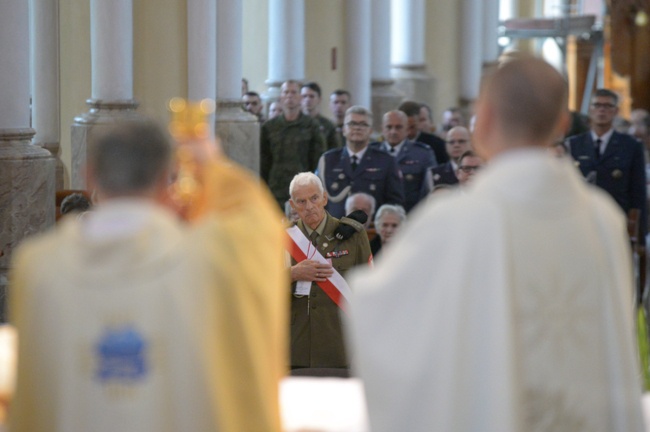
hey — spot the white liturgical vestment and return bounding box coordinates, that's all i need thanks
[348,149,645,432]
[9,159,288,432]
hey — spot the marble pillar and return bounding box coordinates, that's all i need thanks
[187,0,216,134]
[70,0,140,189]
[264,0,305,104]
[0,2,55,322]
[389,0,434,105]
[460,0,483,104]
[344,0,372,110]
[482,0,500,68]
[371,0,403,128]
[31,0,64,190]
[215,0,260,173]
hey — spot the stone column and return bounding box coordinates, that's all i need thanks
[390,0,433,105]
[264,0,305,104]
[482,0,500,67]
[187,0,216,133]
[31,0,64,190]
[344,0,372,110]
[460,0,483,104]
[70,0,140,189]
[371,0,402,127]
[0,1,56,321]
[215,0,260,172]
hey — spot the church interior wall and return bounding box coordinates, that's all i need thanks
[55,0,472,187]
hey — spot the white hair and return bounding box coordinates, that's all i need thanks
[345,192,377,216]
[374,204,406,225]
[289,172,324,199]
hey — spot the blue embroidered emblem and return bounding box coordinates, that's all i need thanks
[95,325,148,383]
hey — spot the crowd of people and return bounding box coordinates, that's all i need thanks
[5,56,649,431]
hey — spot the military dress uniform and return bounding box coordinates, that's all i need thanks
[430,161,459,186]
[261,113,327,207]
[290,213,372,368]
[568,130,647,242]
[316,146,405,218]
[370,140,436,212]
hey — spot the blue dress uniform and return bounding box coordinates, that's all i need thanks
[316,146,405,218]
[568,130,647,242]
[370,140,437,212]
[430,161,459,186]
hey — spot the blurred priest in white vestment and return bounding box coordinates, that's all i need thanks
[347,57,645,432]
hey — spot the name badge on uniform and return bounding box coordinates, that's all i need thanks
[366,168,381,172]
[295,281,311,296]
[404,160,418,165]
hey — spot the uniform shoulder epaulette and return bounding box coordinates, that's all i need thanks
[412,141,431,150]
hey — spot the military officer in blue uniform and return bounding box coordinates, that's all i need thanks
[316,106,405,219]
[567,88,647,243]
[370,110,436,212]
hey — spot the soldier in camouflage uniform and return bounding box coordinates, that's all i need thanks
[261,80,326,208]
[301,82,341,151]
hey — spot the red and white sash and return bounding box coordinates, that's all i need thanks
[286,225,352,311]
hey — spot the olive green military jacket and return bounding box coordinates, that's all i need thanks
[260,113,327,208]
[316,114,342,151]
[290,213,372,368]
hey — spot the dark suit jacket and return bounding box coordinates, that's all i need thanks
[568,130,647,240]
[316,146,405,218]
[416,131,449,164]
[369,140,436,212]
[430,161,459,186]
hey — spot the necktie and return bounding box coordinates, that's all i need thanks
[595,138,602,160]
[309,231,319,246]
[389,146,396,154]
[351,155,358,171]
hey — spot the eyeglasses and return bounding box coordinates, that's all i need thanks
[591,102,616,110]
[346,121,370,128]
[458,165,481,173]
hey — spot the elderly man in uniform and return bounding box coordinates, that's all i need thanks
[370,110,436,212]
[348,57,644,432]
[316,106,404,218]
[287,172,371,373]
[431,126,472,186]
[261,80,326,208]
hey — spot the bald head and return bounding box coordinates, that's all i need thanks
[474,57,568,158]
